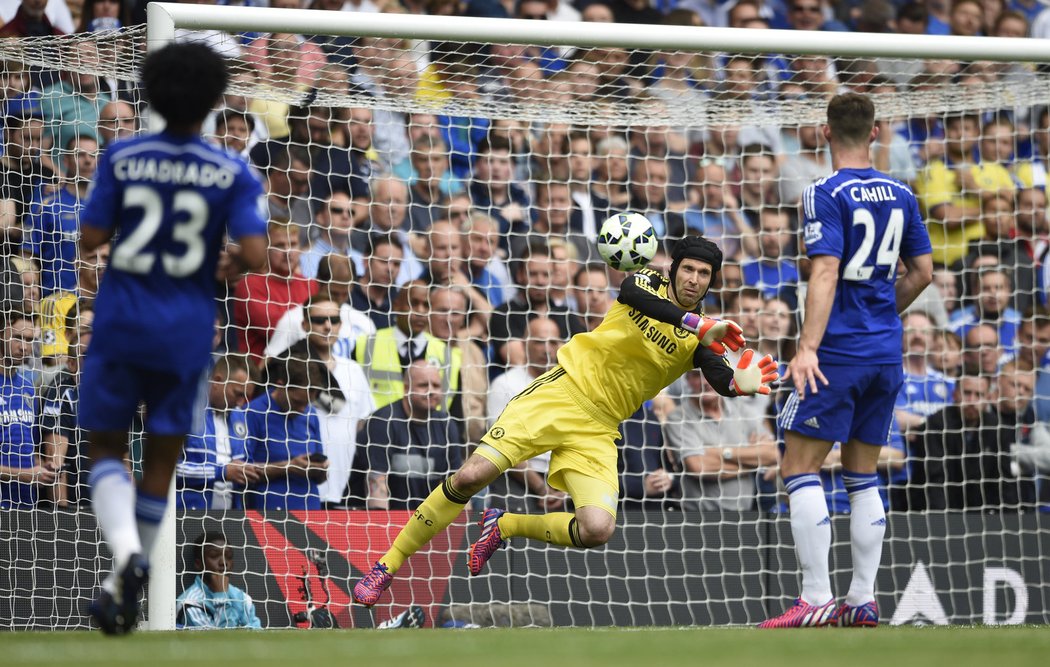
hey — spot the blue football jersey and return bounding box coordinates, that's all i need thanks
[244,391,323,511]
[81,131,267,370]
[802,168,932,364]
[741,259,800,300]
[0,371,37,507]
[25,186,81,297]
[896,369,955,418]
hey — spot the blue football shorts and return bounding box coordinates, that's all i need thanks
[79,354,210,436]
[777,362,902,446]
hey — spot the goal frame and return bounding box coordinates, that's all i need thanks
[146,2,1050,62]
[137,1,1050,630]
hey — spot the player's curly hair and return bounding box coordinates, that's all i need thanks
[141,43,228,129]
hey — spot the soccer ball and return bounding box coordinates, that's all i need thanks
[596,212,658,272]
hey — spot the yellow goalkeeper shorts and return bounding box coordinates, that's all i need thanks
[477,366,621,516]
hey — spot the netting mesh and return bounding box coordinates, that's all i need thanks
[1,20,1049,630]
[9,27,1050,124]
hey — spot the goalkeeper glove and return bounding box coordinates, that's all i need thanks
[682,313,745,355]
[729,349,779,396]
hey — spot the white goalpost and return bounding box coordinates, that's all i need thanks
[145,3,1050,59]
[1,2,1050,630]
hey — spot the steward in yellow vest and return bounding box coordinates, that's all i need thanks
[353,282,461,411]
[354,326,461,411]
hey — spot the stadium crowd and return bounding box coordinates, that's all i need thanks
[1,0,1049,519]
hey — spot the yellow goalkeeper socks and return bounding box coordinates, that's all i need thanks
[380,477,471,574]
[498,512,586,548]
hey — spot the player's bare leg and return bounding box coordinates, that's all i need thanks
[131,431,186,629]
[353,454,502,606]
[137,435,185,558]
[759,430,838,629]
[471,471,618,574]
[568,505,616,546]
[832,439,884,627]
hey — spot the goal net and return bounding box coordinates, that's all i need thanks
[1,6,1049,629]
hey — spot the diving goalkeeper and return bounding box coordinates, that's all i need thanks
[353,236,779,606]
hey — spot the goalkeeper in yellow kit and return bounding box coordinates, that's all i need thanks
[352,236,779,606]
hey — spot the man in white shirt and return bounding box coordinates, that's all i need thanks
[301,190,355,280]
[266,253,375,358]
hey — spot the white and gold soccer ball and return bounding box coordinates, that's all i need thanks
[596,212,659,272]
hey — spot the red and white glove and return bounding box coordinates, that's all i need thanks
[682,314,745,355]
[729,349,779,396]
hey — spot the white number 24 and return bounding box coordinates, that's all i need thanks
[842,207,903,281]
[110,185,208,277]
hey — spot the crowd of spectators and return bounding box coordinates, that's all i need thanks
[2,0,1050,517]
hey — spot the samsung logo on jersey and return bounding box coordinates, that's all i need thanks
[628,308,678,355]
[849,186,897,202]
[0,408,34,426]
[113,158,235,189]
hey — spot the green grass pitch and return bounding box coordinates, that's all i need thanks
[6,627,1050,667]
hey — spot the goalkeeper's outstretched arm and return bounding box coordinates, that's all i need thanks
[692,345,735,397]
[618,268,745,355]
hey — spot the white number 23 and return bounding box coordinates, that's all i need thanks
[110,185,209,277]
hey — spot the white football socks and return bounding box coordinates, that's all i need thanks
[88,458,142,594]
[844,482,885,607]
[786,475,833,605]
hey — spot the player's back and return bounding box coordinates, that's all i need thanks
[82,131,265,370]
[802,168,932,365]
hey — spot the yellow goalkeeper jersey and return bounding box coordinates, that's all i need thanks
[39,290,77,358]
[557,267,733,424]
